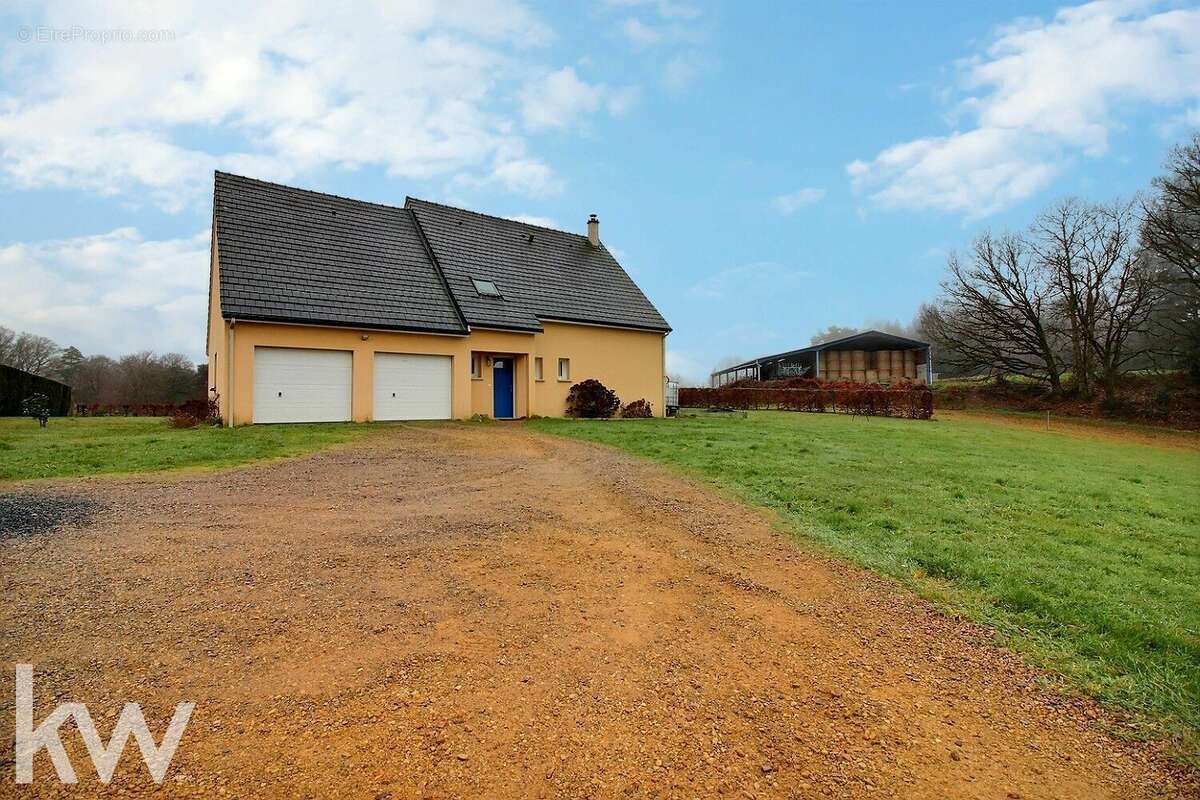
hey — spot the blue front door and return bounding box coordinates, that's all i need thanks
[492,357,514,418]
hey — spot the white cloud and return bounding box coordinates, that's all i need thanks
[665,349,708,385]
[848,1,1200,216]
[505,213,561,229]
[687,261,812,300]
[484,156,564,195]
[0,228,211,359]
[618,16,703,50]
[848,128,1062,217]
[661,52,711,93]
[772,187,826,215]
[621,18,665,48]
[0,1,610,208]
[519,66,640,131]
[602,0,701,20]
[603,0,708,91]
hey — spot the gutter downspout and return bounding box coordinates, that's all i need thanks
[926,347,933,385]
[226,319,236,427]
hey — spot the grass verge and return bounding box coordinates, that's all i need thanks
[530,410,1200,758]
[0,416,380,480]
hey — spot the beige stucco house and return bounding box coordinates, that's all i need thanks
[206,173,671,424]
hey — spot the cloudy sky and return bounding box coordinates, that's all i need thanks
[1,0,1198,384]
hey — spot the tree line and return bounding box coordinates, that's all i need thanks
[798,133,1198,398]
[0,327,206,407]
[920,132,1199,397]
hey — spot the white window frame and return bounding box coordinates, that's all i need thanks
[557,357,570,382]
[533,356,544,381]
[471,353,482,379]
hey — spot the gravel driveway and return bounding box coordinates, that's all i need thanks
[1,424,1194,798]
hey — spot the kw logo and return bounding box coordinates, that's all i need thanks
[14,664,194,785]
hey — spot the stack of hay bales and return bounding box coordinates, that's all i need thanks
[850,350,867,383]
[822,350,841,380]
[817,346,927,384]
[911,349,926,383]
[873,350,893,383]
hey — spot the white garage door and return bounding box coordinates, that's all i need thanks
[374,353,452,420]
[252,347,353,424]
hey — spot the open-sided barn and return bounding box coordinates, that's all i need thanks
[710,330,932,387]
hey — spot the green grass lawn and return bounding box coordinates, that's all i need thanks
[530,411,1200,755]
[0,416,381,480]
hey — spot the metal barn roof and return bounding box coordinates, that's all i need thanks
[718,330,930,373]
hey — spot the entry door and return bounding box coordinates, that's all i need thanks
[252,347,353,424]
[492,357,515,418]
[373,353,452,420]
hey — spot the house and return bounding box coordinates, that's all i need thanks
[710,330,932,386]
[206,173,671,425]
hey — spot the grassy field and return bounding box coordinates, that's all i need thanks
[530,410,1200,754]
[0,417,380,480]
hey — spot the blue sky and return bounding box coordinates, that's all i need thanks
[1,1,1197,384]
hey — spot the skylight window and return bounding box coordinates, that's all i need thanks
[472,278,502,297]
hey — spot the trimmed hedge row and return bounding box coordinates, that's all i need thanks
[75,399,212,418]
[0,364,71,416]
[679,384,933,419]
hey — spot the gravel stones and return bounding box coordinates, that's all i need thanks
[0,492,103,538]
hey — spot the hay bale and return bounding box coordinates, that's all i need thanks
[823,350,840,377]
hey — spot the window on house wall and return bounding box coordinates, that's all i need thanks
[558,358,570,381]
[534,357,543,381]
[471,353,482,378]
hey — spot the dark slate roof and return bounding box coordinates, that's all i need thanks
[717,330,930,373]
[213,172,467,334]
[406,198,671,333]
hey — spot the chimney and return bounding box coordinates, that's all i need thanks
[587,213,599,247]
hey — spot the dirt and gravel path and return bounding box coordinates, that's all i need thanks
[1,424,1195,798]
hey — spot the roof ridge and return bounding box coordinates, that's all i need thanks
[406,196,590,241]
[214,170,406,213]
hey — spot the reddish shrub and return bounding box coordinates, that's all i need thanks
[168,412,199,429]
[621,399,653,418]
[678,383,933,420]
[566,379,621,418]
[77,393,223,424]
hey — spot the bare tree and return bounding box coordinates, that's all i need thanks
[1033,199,1156,397]
[0,325,15,365]
[809,325,859,345]
[1028,199,1094,393]
[3,332,60,376]
[928,232,1067,392]
[862,317,924,340]
[1141,132,1200,379]
[71,355,122,404]
[712,354,749,372]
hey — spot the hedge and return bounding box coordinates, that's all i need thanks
[0,364,72,416]
[74,399,212,418]
[678,384,933,420]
